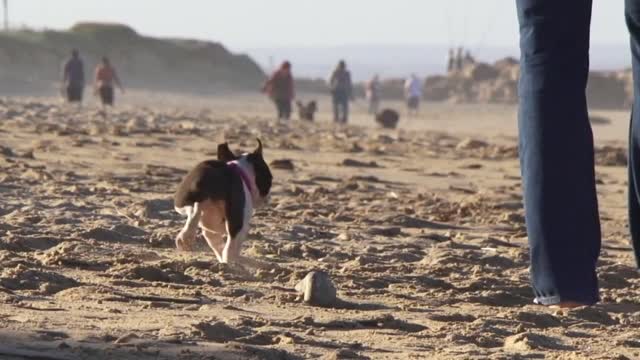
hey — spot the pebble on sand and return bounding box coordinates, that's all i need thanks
[295,271,337,307]
[270,159,295,170]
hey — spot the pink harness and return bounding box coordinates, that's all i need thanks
[227,161,257,204]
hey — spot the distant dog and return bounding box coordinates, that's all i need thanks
[375,108,400,129]
[296,100,317,121]
[174,139,273,264]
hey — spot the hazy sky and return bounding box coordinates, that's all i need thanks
[8,1,629,51]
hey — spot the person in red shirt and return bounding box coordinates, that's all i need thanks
[94,56,124,107]
[263,61,294,121]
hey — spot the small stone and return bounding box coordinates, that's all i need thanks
[367,227,401,237]
[336,233,350,241]
[126,117,148,133]
[295,271,337,307]
[114,333,140,344]
[323,349,364,360]
[192,320,247,342]
[456,138,489,150]
[270,159,295,170]
[503,332,568,351]
[341,159,379,168]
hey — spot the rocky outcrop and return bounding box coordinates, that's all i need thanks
[424,57,633,109]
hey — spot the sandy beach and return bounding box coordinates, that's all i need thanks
[0,91,637,359]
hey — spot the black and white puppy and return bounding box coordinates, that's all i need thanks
[173,139,272,264]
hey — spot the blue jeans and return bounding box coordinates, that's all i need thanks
[332,92,349,123]
[517,0,640,305]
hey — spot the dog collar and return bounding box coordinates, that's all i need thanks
[227,161,257,204]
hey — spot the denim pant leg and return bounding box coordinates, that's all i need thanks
[275,99,284,119]
[332,95,340,122]
[282,100,291,120]
[626,0,640,267]
[517,0,600,305]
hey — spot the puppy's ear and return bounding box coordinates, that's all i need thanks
[254,138,263,156]
[217,143,237,162]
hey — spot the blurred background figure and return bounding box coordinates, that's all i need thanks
[94,56,124,107]
[447,48,456,73]
[263,61,295,121]
[61,49,85,105]
[328,60,353,124]
[464,50,475,66]
[365,74,381,115]
[404,73,423,117]
[456,47,464,71]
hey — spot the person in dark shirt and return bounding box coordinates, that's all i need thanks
[62,49,85,104]
[328,60,353,124]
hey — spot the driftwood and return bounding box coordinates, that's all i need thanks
[0,286,15,295]
[110,290,205,304]
[13,304,66,312]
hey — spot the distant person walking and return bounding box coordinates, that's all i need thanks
[263,61,294,121]
[464,50,475,66]
[62,49,85,105]
[447,48,456,73]
[365,74,381,115]
[328,60,353,124]
[404,74,422,117]
[94,57,124,107]
[456,47,464,71]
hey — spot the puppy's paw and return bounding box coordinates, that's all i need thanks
[175,231,197,251]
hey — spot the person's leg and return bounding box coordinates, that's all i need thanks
[99,86,107,107]
[66,86,73,103]
[100,86,114,106]
[517,0,600,305]
[78,87,83,107]
[332,95,340,123]
[342,97,349,123]
[283,100,292,120]
[409,97,414,117]
[275,99,284,120]
[626,0,640,267]
[109,87,115,106]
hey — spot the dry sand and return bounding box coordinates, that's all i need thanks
[0,91,637,359]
